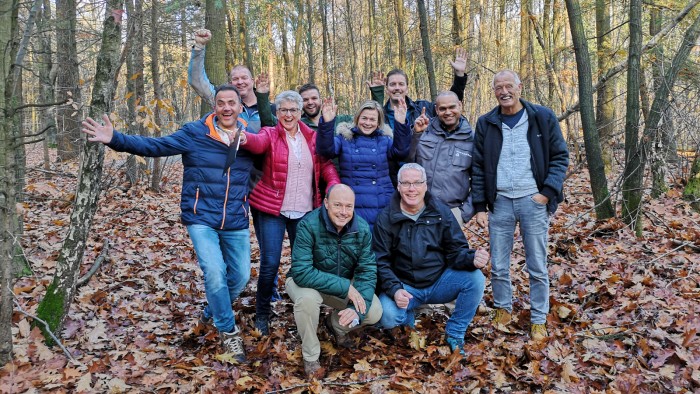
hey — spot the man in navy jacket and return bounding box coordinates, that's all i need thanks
[82,85,253,361]
[472,70,569,342]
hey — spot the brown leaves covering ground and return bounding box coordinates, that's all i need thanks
[2,145,700,393]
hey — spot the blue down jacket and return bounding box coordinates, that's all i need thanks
[316,119,411,229]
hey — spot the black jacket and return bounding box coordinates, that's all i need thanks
[472,99,570,214]
[372,191,477,298]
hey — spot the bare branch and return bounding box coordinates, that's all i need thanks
[14,99,69,112]
[77,239,110,287]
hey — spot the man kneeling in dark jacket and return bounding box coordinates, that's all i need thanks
[373,163,489,355]
[287,184,382,379]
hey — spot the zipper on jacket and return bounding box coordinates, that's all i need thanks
[220,168,231,229]
[337,238,342,277]
[193,186,200,214]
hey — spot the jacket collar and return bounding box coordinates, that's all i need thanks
[484,98,537,126]
[276,119,315,142]
[204,113,248,144]
[427,116,471,137]
[320,205,358,236]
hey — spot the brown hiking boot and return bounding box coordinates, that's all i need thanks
[324,315,353,348]
[531,324,548,341]
[491,309,512,332]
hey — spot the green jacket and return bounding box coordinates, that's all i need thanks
[289,205,377,321]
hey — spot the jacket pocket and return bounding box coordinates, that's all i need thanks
[452,147,473,168]
[416,139,438,160]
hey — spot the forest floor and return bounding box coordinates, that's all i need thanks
[1,144,699,393]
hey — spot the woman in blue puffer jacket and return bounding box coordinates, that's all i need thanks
[316,98,411,229]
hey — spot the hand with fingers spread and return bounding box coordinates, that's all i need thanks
[413,107,430,133]
[321,96,337,122]
[449,47,467,77]
[347,284,366,314]
[394,97,408,125]
[365,71,386,89]
[255,72,270,94]
[193,29,212,50]
[81,114,115,144]
[473,248,490,269]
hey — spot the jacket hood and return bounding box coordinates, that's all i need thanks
[336,122,393,140]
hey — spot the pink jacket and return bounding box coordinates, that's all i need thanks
[242,121,340,216]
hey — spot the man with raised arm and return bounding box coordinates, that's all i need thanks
[81,85,253,362]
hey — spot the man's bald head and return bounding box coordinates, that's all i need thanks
[324,184,355,232]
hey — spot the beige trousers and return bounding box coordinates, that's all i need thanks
[285,277,382,362]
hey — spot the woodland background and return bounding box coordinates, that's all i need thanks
[0,0,699,392]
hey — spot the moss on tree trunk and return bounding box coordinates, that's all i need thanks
[684,153,700,211]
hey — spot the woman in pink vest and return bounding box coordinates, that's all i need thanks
[240,90,340,335]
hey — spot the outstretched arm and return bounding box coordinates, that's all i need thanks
[448,48,468,102]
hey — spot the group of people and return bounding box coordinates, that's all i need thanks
[80,28,569,378]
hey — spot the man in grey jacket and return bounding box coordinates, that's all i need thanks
[410,91,475,226]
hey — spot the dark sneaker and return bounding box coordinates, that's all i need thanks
[220,327,246,362]
[445,335,466,356]
[304,359,326,379]
[324,315,353,348]
[254,317,270,336]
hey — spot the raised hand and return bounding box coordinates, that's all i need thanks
[255,72,270,94]
[394,97,408,125]
[81,114,115,144]
[193,29,212,48]
[321,96,337,121]
[365,71,386,88]
[413,107,429,133]
[449,47,467,77]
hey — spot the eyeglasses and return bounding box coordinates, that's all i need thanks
[398,180,426,189]
[278,108,299,115]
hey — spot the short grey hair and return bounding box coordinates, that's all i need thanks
[275,90,303,111]
[492,70,522,88]
[398,163,427,183]
[436,91,459,101]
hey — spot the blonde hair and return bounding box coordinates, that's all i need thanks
[352,100,385,131]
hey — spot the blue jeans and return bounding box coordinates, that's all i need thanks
[378,268,485,339]
[252,208,304,320]
[187,225,251,333]
[489,193,550,324]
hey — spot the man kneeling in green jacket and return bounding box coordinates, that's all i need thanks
[286,184,382,379]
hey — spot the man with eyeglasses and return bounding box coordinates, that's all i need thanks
[372,163,489,355]
[472,69,569,342]
[410,91,475,227]
[286,184,382,378]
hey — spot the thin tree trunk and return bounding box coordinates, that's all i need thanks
[519,0,532,93]
[267,4,275,94]
[620,0,643,235]
[55,0,82,162]
[238,0,253,72]
[417,0,437,101]
[393,0,406,69]
[125,0,145,186]
[320,0,331,94]
[345,0,358,96]
[149,0,162,192]
[35,0,124,343]
[564,0,615,220]
[0,0,19,366]
[306,0,314,83]
[202,0,228,117]
[596,0,614,171]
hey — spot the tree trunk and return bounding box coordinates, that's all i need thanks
[595,0,615,171]
[417,0,437,101]
[519,0,532,93]
[202,0,228,116]
[620,0,643,235]
[38,0,56,158]
[238,0,253,72]
[0,0,19,365]
[35,0,124,343]
[305,0,314,83]
[393,0,406,69]
[564,0,615,220]
[320,0,331,94]
[267,4,276,95]
[125,0,145,186]
[344,0,358,96]
[149,0,162,192]
[55,0,82,161]
[451,0,461,46]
